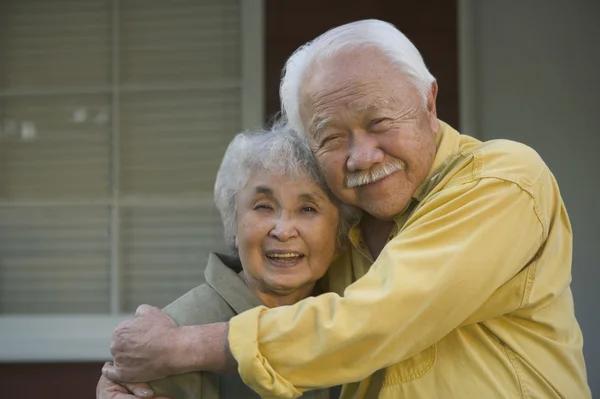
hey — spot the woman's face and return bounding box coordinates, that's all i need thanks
[235,171,340,300]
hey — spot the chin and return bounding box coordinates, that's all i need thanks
[365,192,413,218]
[272,274,315,292]
[367,209,397,221]
[268,278,302,292]
[360,200,406,220]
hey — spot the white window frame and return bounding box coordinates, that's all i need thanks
[0,0,265,362]
[457,0,480,138]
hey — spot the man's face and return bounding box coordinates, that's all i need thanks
[299,48,440,220]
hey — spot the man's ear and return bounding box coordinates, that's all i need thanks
[427,82,440,132]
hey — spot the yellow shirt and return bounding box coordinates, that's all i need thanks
[228,122,591,399]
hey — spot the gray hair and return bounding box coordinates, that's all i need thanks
[280,19,436,136]
[214,121,358,254]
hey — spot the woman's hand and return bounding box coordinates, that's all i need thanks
[96,374,170,399]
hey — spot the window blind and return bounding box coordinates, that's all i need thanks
[0,0,240,314]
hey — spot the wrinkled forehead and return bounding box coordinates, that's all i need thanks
[300,80,410,141]
[238,168,331,203]
[306,97,396,138]
[298,50,414,130]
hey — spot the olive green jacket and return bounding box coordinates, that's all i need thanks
[148,252,330,399]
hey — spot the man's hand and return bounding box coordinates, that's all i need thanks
[103,304,236,383]
[96,374,170,399]
[104,304,179,382]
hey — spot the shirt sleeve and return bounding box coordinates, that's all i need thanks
[228,177,546,399]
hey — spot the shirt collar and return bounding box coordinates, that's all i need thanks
[204,252,264,314]
[412,120,462,202]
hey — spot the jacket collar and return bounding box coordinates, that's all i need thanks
[204,252,264,314]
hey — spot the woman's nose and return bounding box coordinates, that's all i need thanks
[269,214,298,241]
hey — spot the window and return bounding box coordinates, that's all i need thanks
[0,0,264,360]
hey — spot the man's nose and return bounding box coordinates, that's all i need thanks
[346,131,385,171]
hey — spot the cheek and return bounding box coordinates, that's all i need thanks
[237,231,266,280]
[318,155,347,192]
[385,129,432,167]
[410,132,437,167]
[310,237,337,277]
[307,219,339,258]
[236,217,266,256]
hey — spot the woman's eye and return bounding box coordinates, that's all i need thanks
[301,206,317,213]
[254,204,273,211]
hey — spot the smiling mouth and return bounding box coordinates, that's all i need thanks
[346,161,406,188]
[356,171,397,189]
[265,252,305,267]
[367,172,394,185]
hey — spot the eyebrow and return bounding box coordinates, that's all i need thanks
[308,102,388,136]
[254,186,326,203]
[309,117,332,138]
[254,186,274,197]
[298,192,327,203]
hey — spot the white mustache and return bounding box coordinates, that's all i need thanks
[345,160,406,188]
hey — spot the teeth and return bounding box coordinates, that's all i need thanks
[267,253,302,258]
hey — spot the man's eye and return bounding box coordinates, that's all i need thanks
[254,204,273,211]
[321,135,341,146]
[370,118,390,130]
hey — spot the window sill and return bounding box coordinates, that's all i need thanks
[0,315,131,362]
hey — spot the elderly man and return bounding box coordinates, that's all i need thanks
[102,20,590,398]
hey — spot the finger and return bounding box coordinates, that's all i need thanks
[112,394,140,399]
[97,375,136,399]
[135,304,155,317]
[102,362,123,382]
[123,382,154,399]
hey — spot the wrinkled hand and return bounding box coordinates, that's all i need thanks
[96,374,170,399]
[103,304,179,382]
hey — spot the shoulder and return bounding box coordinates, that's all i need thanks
[163,283,236,326]
[473,139,548,190]
[434,137,561,236]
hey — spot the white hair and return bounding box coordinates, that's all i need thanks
[280,19,436,136]
[214,120,359,254]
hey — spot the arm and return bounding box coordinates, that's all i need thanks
[104,302,236,383]
[228,177,547,398]
[103,176,549,396]
[103,336,218,399]
[103,278,242,383]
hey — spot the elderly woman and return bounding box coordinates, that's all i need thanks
[97,123,354,399]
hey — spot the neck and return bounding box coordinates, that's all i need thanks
[360,214,396,259]
[240,271,316,308]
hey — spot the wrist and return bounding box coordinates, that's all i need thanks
[171,322,236,374]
